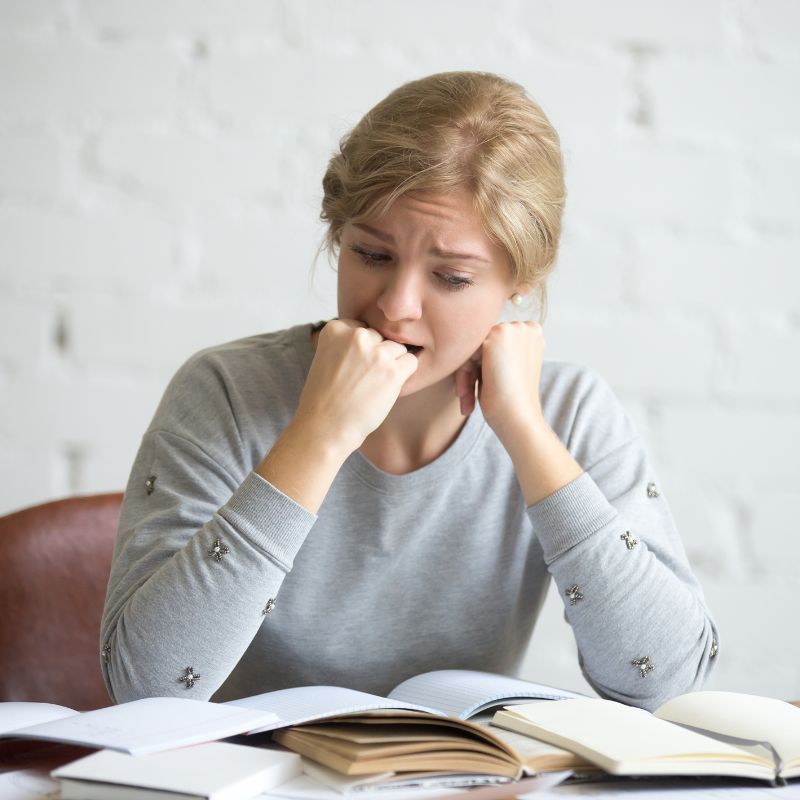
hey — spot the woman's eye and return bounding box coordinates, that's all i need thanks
[438,274,474,292]
[350,245,389,264]
[349,245,474,292]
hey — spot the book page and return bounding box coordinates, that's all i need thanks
[0,702,76,735]
[493,699,773,776]
[469,711,583,769]
[227,686,438,732]
[14,697,277,755]
[488,722,581,762]
[655,691,800,766]
[387,671,582,719]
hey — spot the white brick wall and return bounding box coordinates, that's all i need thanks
[1,0,798,701]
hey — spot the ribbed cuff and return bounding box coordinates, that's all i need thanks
[527,472,618,564]
[221,471,318,571]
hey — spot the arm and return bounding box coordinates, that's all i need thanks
[102,322,417,703]
[101,401,322,703]
[457,322,718,710]
[255,419,350,514]
[524,411,718,712]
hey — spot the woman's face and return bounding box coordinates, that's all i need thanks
[337,187,521,398]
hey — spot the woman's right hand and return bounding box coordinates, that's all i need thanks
[294,319,419,455]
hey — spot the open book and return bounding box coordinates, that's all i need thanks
[227,670,587,781]
[491,690,800,783]
[0,699,278,756]
[0,670,577,771]
[226,669,582,730]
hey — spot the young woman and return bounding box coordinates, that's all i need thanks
[101,71,718,712]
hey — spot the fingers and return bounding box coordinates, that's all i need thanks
[376,338,412,359]
[454,359,480,416]
[396,351,420,381]
[330,318,368,331]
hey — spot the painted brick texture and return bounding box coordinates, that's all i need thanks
[0,0,797,701]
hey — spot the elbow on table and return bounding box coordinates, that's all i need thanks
[585,624,720,713]
[100,623,219,705]
[102,653,218,705]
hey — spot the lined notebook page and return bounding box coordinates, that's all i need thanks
[226,686,438,732]
[387,671,582,719]
[12,697,278,755]
[0,702,76,734]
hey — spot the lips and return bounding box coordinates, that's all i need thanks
[373,326,424,356]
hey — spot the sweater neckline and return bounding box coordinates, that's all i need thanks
[290,321,487,494]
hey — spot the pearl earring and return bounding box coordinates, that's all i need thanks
[511,293,525,306]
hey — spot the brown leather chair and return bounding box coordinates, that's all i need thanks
[0,492,122,710]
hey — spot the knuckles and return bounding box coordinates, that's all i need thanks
[486,320,545,347]
[321,320,410,378]
[352,326,374,350]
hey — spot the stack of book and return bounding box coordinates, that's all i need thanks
[0,697,300,799]
[264,674,800,787]
[2,669,799,796]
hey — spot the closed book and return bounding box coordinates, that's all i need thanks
[52,741,301,800]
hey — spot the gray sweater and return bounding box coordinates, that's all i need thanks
[100,321,718,711]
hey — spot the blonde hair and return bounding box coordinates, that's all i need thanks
[320,71,566,319]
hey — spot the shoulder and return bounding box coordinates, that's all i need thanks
[540,360,637,467]
[540,360,621,411]
[149,323,313,436]
[181,324,305,379]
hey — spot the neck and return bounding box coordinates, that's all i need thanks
[361,380,467,474]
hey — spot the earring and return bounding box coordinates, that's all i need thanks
[511,293,525,306]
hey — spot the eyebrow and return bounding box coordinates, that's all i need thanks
[352,223,491,265]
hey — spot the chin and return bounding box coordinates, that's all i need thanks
[397,378,419,398]
[397,366,454,400]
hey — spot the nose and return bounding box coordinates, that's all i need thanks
[376,266,423,322]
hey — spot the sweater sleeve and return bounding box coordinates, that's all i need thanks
[100,351,317,703]
[527,367,719,711]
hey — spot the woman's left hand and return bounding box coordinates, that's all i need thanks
[454,321,546,446]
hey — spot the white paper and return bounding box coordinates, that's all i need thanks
[14,697,278,755]
[388,671,582,719]
[227,686,435,732]
[0,703,76,735]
